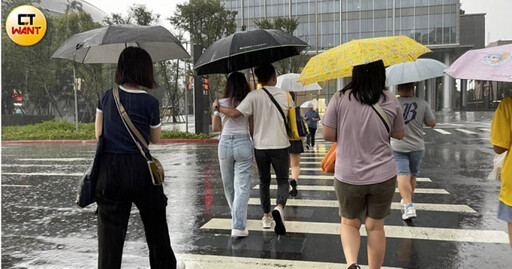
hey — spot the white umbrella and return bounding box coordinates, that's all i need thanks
[385,58,448,86]
[300,99,325,109]
[277,73,322,92]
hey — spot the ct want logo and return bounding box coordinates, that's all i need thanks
[5,5,47,46]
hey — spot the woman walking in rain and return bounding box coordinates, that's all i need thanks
[322,60,404,269]
[212,72,253,238]
[491,97,512,247]
[95,47,183,269]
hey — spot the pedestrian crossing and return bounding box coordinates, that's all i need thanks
[197,139,509,267]
[202,218,507,244]
[1,138,507,268]
[253,185,449,194]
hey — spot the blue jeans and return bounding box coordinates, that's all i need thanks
[393,150,425,177]
[218,134,253,230]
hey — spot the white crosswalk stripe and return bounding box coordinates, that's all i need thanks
[246,198,476,213]
[455,128,477,135]
[270,175,437,181]
[2,172,82,176]
[253,185,449,194]
[178,253,401,269]
[17,158,91,162]
[433,128,451,135]
[201,219,509,244]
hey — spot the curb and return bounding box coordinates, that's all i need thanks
[2,139,219,145]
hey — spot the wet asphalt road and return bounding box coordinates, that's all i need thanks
[2,112,512,268]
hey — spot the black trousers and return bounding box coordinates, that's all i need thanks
[307,127,317,147]
[254,148,290,213]
[96,153,176,269]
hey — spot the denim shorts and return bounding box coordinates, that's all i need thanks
[498,201,512,223]
[393,150,425,177]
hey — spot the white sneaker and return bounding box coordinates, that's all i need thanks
[177,260,186,269]
[402,204,417,220]
[271,206,286,235]
[262,216,273,229]
[231,228,249,238]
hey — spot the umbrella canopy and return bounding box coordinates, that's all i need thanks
[385,58,448,86]
[194,29,309,75]
[51,24,190,63]
[276,73,322,92]
[445,44,512,82]
[300,99,325,109]
[298,36,431,85]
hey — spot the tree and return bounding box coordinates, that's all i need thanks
[65,0,83,13]
[169,0,237,48]
[254,17,311,75]
[103,4,160,26]
[254,17,299,35]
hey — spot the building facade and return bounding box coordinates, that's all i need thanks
[222,0,484,111]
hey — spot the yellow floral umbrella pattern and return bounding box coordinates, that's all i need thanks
[298,36,431,85]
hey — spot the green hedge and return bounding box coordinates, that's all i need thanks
[2,121,210,141]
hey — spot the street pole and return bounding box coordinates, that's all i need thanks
[315,0,319,54]
[184,53,189,133]
[72,53,79,132]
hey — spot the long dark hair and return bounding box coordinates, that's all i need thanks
[341,60,387,105]
[115,47,158,89]
[224,72,250,107]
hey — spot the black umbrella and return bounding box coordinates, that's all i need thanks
[194,29,309,75]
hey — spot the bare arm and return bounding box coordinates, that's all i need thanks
[149,126,161,144]
[219,106,243,118]
[391,130,405,140]
[212,99,243,118]
[95,112,103,140]
[249,116,254,137]
[494,145,508,154]
[425,120,436,128]
[212,114,222,132]
[322,125,337,142]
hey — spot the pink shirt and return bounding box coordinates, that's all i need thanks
[322,90,404,185]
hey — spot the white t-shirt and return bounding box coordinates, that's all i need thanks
[218,98,250,135]
[236,86,291,150]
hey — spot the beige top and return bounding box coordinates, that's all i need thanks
[236,86,291,150]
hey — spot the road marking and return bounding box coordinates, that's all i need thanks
[177,253,400,269]
[17,158,91,162]
[2,172,82,177]
[300,157,326,160]
[434,128,451,135]
[1,184,32,187]
[253,185,448,194]
[479,128,490,132]
[201,219,509,244]
[456,129,477,135]
[247,198,476,213]
[300,161,322,165]
[270,175,431,182]
[2,164,81,168]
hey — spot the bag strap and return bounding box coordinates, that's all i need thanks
[371,103,391,133]
[112,87,151,159]
[262,87,288,131]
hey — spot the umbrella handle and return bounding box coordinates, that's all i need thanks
[251,67,257,89]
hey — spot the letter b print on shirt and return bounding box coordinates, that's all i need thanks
[402,102,418,125]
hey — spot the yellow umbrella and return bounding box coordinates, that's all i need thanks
[298,36,431,85]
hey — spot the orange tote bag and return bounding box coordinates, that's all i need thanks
[321,142,337,173]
